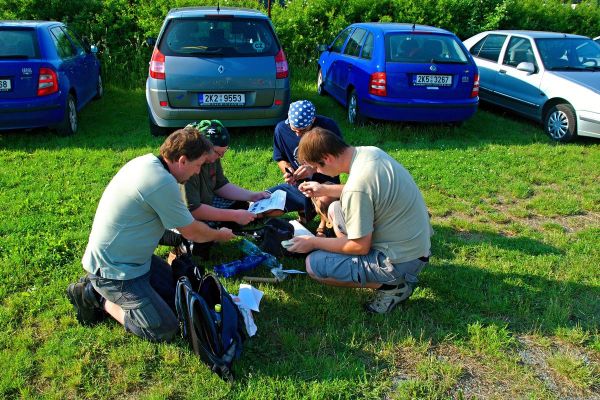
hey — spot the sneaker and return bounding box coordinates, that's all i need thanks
[365,283,414,314]
[66,282,104,326]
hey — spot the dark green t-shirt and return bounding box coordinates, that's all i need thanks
[184,160,229,211]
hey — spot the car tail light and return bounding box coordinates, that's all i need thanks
[471,73,480,98]
[369,72,387,97]
[275,49,288,79]
[149,48,166,80]
[37,67,58,96]
[159,101,168,107]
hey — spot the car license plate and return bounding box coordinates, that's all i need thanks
[199,93,245,106]
[413,74,452,86]
[0,78,11,92]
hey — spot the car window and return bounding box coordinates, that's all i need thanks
[0,28,39,59]
[470,34,507,62]
[343,28,367,57]
[502,36,537,68]
[386,33,469,63]
[536,37,600,70]
[330,28,352,53]
[160,17,279,57]
[360,33,374,60]
[63,27,87,56]
[50,26,76,59]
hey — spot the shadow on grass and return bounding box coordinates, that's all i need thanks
[228,223,597,384]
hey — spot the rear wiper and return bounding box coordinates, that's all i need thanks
[187,51,224,56]
[0,55,29,59]
[583,65,600,71]
[429,59,467,64]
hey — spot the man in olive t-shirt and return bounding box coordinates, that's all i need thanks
[288,128,432,314]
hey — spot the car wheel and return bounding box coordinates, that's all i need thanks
[317,69,326,96]
[149,117,170,137]
[347,90,365,125]
[94,74,103,99]
[56,94,77,136]
[545,103,577,142]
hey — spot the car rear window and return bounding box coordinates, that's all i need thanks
[159,17,279,57]
[0,28,39,59]
[386,33,469,63]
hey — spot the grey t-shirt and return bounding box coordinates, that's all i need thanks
[341,147,431,263]
[82,154,194,280]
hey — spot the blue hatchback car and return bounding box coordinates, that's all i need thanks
[317,23,479,124]
[0,21,102,136]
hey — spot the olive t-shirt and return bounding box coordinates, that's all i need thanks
[184,159,229,211]
[341,147,431,263]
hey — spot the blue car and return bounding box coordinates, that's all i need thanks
[317,23,479,124]
[0,21,102,136]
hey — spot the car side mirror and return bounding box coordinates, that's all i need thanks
[516,62,536,74]
[146,37,157,47]
[317,44,329,53]
[90,45,98,54]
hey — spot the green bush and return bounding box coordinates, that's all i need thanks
[2,0,599,88]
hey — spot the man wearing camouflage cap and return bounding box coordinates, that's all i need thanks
[184,120,271,230]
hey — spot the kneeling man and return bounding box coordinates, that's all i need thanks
[288,128,432,313]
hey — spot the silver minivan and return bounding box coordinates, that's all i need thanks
[146,7,290,135]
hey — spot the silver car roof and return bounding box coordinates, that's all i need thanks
[166,7,268,19]
[484,30,588,40]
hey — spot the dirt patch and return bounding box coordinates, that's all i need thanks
[517,336,600,400]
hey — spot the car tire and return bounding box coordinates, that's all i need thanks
[94,74,103,99]
[56,94,77,136]
[317,68,326,96]
[347,90,365,125]
[544,103,577,143]
[149,117,170,137]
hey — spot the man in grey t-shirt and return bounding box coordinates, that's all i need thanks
[67,128,235,341]
[288,128,432,314]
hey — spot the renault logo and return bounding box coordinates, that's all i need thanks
[430,65,437,72]
[218,65,225,74]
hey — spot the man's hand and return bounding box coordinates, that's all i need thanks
[293,165,314,180]
[283,166,296,185]
[298,181,325,198]
[216,227,236,242]
[249,191,270,202]
[287,236,315,253]
[232,209,257,225]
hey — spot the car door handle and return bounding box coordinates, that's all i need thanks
[499,69,507,74]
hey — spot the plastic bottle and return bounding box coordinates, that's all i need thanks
[213,304,222,328]
[239,239,280,270]
[213,254,267,278]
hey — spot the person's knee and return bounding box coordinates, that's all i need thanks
[305,255,317,279]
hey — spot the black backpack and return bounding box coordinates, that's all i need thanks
[259,218,295,257]
[175,274,246,381]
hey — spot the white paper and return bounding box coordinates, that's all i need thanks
[248,190,286,214]
[289,220,315,237]
[233,284,263,312]
[280,269,307,274]
[236,307,257,337]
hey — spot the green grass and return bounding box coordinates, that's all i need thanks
[0,66,599,399]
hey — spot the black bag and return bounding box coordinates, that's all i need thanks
[175,274,246,381]
[259,218,295,257]
[170,241,205,288]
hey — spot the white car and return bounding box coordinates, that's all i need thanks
[464,30,600,142]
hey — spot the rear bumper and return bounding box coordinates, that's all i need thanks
[0,94,64,130]
[362,96,479,122]
[146,80,290,128]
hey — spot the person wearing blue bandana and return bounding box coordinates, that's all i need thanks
[267,100,344,236]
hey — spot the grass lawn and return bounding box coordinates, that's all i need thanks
[0,67,598,399]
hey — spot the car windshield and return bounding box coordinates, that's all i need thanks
[535,38,600,70]
[385,33,469,63]
[159,17,279,57]
[0,28,39,59]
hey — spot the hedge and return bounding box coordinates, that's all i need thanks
[2,0,599,88]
